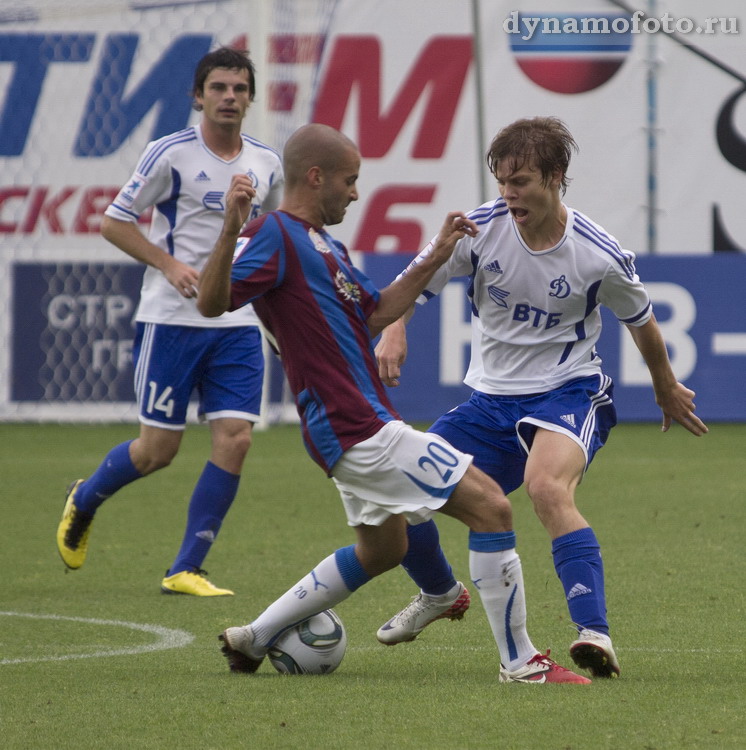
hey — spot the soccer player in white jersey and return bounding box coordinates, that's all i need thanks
[200,123,590,683]
[56,47,283,596]
[375,117,708,677]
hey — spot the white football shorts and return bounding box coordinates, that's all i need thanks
[331,420,473,527]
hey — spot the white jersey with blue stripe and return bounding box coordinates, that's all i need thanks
[105,125,283,327]
[408,198,652,395]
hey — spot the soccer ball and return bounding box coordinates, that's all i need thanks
[268,609,347,675]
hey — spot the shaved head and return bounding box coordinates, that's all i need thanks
[283,123,359,186]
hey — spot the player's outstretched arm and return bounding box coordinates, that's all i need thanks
[626,316,708,436]
[368,211,476,338]
[198,174,256,318]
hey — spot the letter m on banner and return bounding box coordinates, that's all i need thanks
[313,36,472,158]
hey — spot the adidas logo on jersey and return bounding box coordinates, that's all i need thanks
[483,260,503,274]
[560,413,577,428]
[567,583,592,600]
[195,170,211,182]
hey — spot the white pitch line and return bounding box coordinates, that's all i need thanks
[3,612,738,665]
[0,611,194,665]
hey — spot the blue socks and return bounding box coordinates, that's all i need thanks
[334,545,372,592]
[74,448,240,575]
[402,520,457,595]
[401,523,518,596]
[74,440,141,514]
[403,519,610,637]
[168,461,240,575]
[552,527,609,635]
[468,529,516,552]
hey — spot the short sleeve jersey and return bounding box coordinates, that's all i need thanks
[105,125,283,328]
[406,198,652,394]
[229,211,402,473]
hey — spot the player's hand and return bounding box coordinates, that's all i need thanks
[375,320,408,387]
[163,256,200,298]
[429,211,478,264]
[224,174,257,235]
[658,382,708,436]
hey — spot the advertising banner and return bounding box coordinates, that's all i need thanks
[1,0,744,420]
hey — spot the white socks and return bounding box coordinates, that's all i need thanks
[247,548,537,672]
[250,553,353,647]
[470,549,537,671]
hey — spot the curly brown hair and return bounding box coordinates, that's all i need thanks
[486,117,578,194]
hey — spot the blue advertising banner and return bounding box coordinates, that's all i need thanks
[10,256,745,422]
[12,263,143,403]
[362,254,746,423]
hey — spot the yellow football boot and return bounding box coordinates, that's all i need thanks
[161,568,234,596]
[56,479,94,569]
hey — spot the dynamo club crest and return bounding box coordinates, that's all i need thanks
[505,12,633,94]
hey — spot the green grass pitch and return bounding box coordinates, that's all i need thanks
[1,421,744,749]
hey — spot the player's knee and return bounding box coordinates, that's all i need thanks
[525,473,559,505]
[525,477,577,524]
[232,428,253,457]
[212,423,253,464]
[441,466,512,530]
[459,490,513,532]
[472,470,512,520]
[478,491,513,530]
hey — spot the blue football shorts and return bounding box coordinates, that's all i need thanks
[428,374,617,494]
[132,322,264,429]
